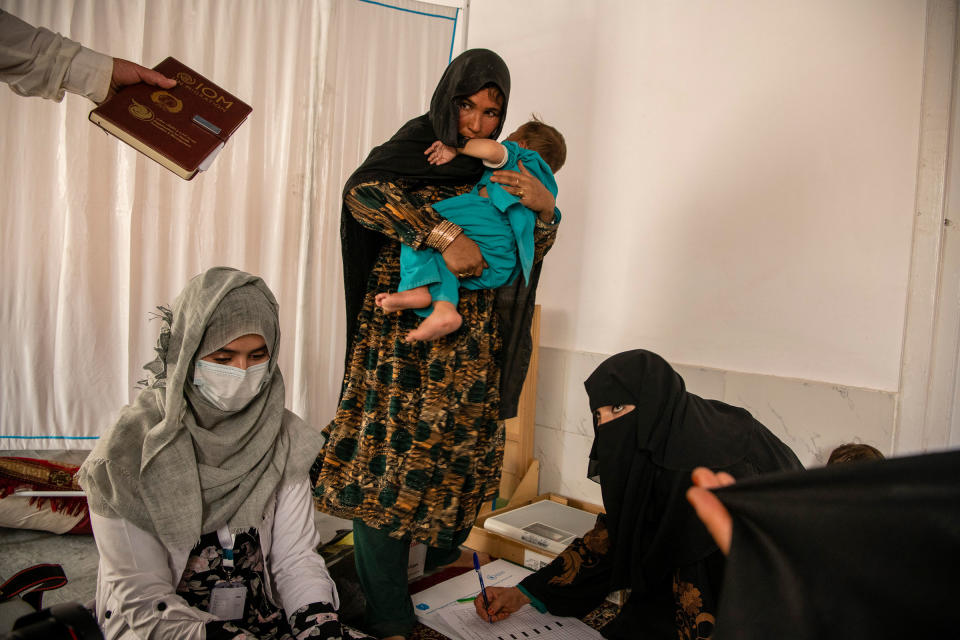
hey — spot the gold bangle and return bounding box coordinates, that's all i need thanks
[426,220,463,252]
[427,220,457,251]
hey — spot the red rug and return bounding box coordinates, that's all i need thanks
[409,565,472,594]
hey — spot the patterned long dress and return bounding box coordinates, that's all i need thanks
[312,179,558,546]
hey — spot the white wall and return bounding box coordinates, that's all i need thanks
[468,0,926,392]
[467,0,934,499]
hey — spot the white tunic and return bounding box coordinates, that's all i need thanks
[90,477,340,640]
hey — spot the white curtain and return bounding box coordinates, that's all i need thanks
[0,0,460,447]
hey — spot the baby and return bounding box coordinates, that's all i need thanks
[376,117,565,341]
[826,442,884,465]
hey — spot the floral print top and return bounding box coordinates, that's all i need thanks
[176,529,367,640]
[518,515,722,639]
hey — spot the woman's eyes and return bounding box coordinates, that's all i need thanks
[458,102,498,117]
[595,404,633,426]
[209,351,268,365]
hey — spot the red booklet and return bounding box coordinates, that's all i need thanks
[89,57,252,180]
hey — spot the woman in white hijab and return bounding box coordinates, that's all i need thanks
[80,267,366,640]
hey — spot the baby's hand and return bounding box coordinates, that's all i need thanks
[425,140,457,165]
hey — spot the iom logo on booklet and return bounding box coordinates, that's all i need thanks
[128,98,154,121]
[175,70,235,112]
[151,90,183,113]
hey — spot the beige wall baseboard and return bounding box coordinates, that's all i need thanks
[533,346,896,505]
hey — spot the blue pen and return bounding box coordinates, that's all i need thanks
[473,552,493,625]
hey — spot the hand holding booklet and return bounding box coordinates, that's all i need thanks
[89,57,252,180]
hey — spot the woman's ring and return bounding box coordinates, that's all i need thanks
[518,189,525,199]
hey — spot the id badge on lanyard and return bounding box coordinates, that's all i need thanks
[208,526,246,621]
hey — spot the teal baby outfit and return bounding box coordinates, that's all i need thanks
[398,141,560,316]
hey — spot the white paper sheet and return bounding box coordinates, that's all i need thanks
[437,602,603,640]
[412,559,536,639]
[413,559,534,615]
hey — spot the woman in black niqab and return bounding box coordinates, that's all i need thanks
[487,350,803,639]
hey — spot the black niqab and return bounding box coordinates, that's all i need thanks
[583,350,804,592]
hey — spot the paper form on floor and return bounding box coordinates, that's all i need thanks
[437,602,603,640]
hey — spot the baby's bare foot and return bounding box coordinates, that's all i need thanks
[406,302,462,342]
[376,287,432,313]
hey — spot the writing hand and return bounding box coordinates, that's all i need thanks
[474,586,530,623]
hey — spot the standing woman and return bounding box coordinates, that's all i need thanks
[477,350,804,639]
[79,268,364,640]
[312,49,560,639]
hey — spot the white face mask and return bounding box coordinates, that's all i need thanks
[193,360,269,412]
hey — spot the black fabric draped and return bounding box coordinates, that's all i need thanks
[583,350,804,593]
[337,48,538,418]
[713,449,960,640]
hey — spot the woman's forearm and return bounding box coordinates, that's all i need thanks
[533,213,560,263]
[346,181,443,249]
[536,207,557,224]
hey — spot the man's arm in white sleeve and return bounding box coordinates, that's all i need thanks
[0,9,112,102]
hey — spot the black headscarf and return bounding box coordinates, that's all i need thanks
[713,449,960,640]
[342,48,509,196]
[338,49,540,419]
[583,350,804,592]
